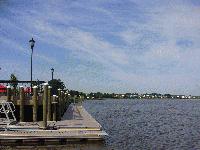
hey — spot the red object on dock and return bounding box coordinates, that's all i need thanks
[25,87,31,93]
[0,84,6,93]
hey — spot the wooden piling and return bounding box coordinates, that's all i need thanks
[62,91,65,114]
[42,83,48,129]
[65,92,70,111]
[61,91,64,115]
[19,86,24,122]
[56,95,59,120]
[73,96,76,104]
[32,86,38,122]
[64,92,67,111]
[58,89,61,121]
[52,95,57,121]
[67,93,71,108]
[6,86,11,102]
[47,86,52,121]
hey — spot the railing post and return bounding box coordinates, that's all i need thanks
[19,86,24,122]
[47,86,52,121]
[32,86,38,122]
[42,83,48,129]
[52,95,57,121]
[7,86,11,102]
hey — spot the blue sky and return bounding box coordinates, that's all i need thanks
[0,0,200,95]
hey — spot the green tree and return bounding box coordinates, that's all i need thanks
[164,94,172,98]
[48,79,66,95]
[96,92,103,99]
[10,73,18,88]
[69,90,79,97]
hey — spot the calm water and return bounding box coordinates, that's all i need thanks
[83,99,200,150]
[3,99,200,150]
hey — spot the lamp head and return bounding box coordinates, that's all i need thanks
[29,38,35,49]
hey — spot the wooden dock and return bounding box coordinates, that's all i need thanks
[0,85,75,122]
[0,104,107,144]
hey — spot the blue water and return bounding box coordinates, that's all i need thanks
[83,99,200,150]
[2,99,200,150]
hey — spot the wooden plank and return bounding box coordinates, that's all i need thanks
[0,130,106,139]
[0,104,107,141]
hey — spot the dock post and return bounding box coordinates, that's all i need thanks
[32,86,38,122]
[58,89,61,120]
[56,96,59,120]
[64,92,67,111]
[74,95,77,104]
[19,86,24,122]
[42,83,48,129]
[52,95,57,121]
[6,86,11,102]
[63,91,65,113]
[61,91,64,115]
[62,91,65,114]
[67,93,71,105]
[47,86,52,121]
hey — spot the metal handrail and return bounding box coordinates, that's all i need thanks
[0,100,16,124]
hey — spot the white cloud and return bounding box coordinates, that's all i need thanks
[1,0,200,94]
[29,19,130,66]
[119,0,200,67]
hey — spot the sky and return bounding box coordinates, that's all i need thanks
[0,0,200,95]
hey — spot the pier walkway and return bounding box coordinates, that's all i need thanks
[0,104,107,143]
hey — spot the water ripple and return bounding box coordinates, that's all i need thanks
[83,99,200,150]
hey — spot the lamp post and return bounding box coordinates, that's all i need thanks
[29,38,35,92]
[51,68,54,80]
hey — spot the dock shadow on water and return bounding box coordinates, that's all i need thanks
[0,141,108,150]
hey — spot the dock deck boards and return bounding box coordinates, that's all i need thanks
[0,104,107,141]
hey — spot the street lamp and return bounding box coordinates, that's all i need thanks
[29,38,35,92]
[51,68,54,80]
